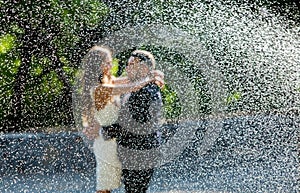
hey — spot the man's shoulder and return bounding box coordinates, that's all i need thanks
[140,83,161,98]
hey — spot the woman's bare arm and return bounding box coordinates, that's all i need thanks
[102,77,153,95]
[109,69,164,94]
[112,70,164,85]
[111,77,130,84]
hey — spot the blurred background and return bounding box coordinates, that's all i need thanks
[0,0,299,133]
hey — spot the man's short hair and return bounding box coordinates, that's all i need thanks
[131,50,156,69]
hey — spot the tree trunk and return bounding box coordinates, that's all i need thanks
[7,47,32,132]
[52,52,74,126]
[6,19,39,132]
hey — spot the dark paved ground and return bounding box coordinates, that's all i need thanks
[1,114,299,193]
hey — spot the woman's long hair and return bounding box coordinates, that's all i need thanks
[81,46,113,125]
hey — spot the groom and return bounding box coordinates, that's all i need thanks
[103,50,163,193]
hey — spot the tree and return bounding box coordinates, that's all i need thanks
[1,0,298,132]
[0,0,109,132]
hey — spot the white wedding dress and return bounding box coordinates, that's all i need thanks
[93,95,122,190]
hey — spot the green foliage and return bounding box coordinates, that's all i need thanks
[161,84,182,120]
[0,34,16,54]
[0,48,20,125]
[51,0,109,29]
[111,58,120,77]
[29,72,63,101]
[0,0,109,131]
[50,0,109,52]
[0,36,20,91]
[226,91,242,105]
[192,75,211,114]
[225,91,243,112]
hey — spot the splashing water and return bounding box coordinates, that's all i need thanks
[73,1,299,169]
[1,0,299,192]
[182,1,299,111]
[73,23,228,169]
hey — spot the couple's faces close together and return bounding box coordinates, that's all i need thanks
[100,53,151,82]
[126,56,150,82]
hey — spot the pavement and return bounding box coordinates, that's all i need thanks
[0,114,299,193]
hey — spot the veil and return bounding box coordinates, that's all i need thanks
[72,46,109,149]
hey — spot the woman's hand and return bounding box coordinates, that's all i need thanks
[151,70,164,79]
[154,75,164,89]
[82,121,100,140]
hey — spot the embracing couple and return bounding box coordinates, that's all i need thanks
[81,45,164,193]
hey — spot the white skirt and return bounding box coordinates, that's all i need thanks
[93,134,122,190]
[92,99,122,190]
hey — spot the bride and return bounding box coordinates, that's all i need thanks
[80,45,164,193]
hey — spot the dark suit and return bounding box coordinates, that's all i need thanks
[103,83,162,193]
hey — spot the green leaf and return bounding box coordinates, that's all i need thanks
[0,34,16,54]
[226,91,241,105]
[161,83,182,119]
[111,58,119,77]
